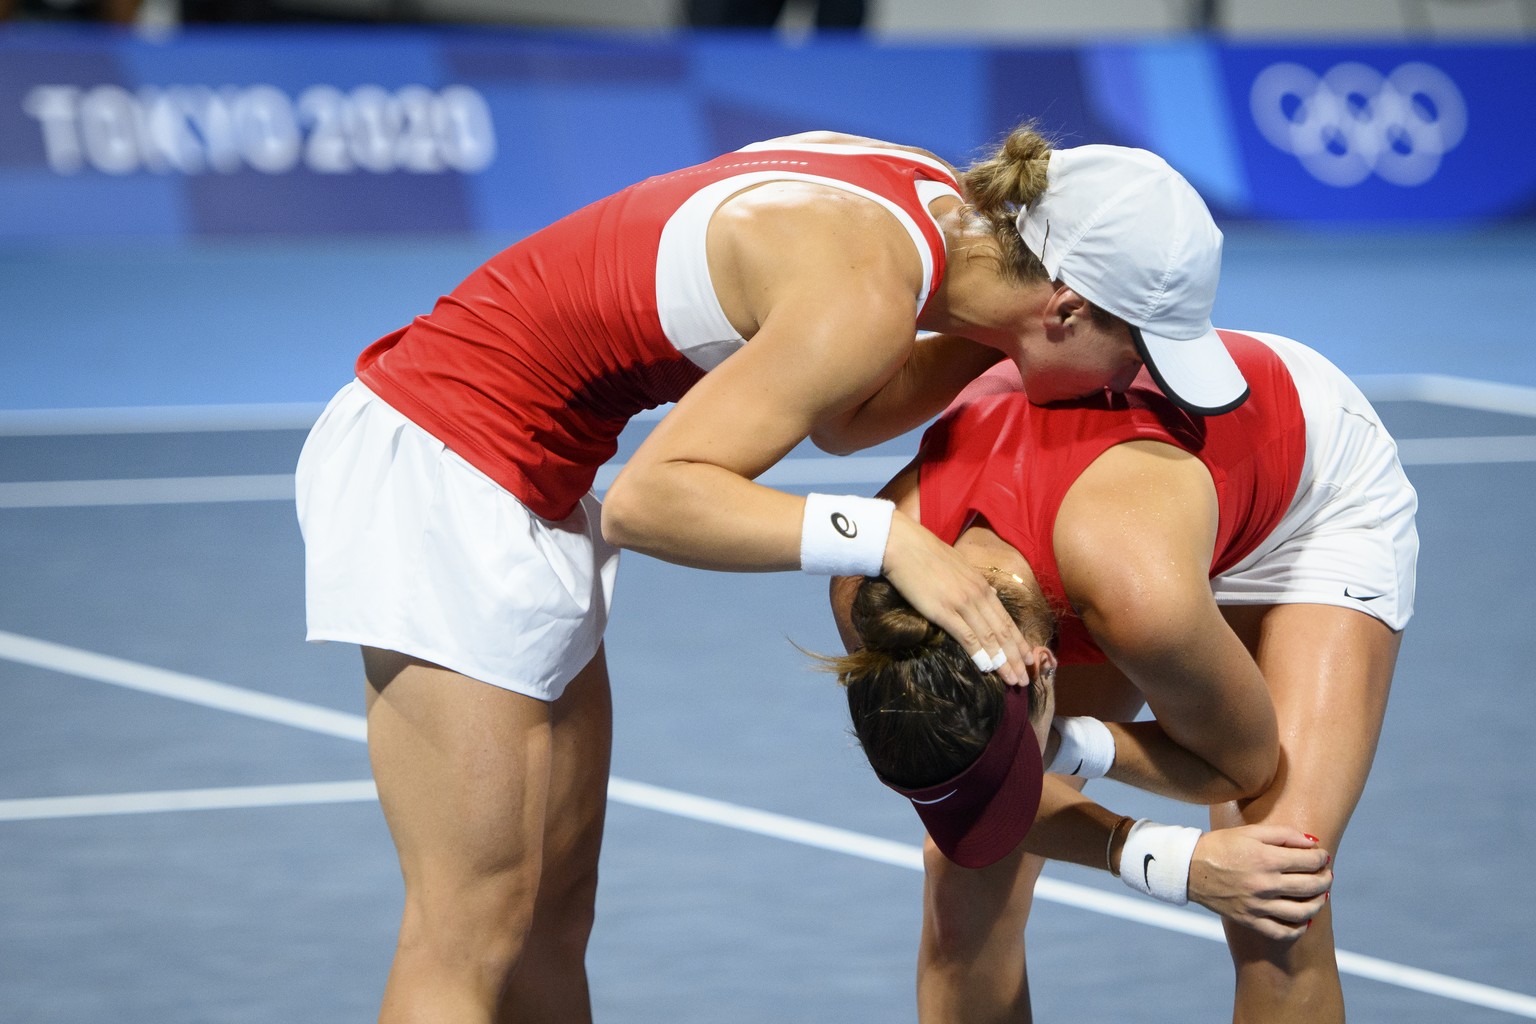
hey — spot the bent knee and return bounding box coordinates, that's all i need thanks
[529,860,601,956]
[923,847,1035,960]
[398,864,544,966]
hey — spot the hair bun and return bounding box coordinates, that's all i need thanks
[852,577,945,655]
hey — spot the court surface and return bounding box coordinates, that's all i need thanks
[2,226,1534,1022]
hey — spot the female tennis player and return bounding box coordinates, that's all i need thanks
[828,319,1416,1021]
[295,127,1251,1022]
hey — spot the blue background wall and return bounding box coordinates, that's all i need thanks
[4,27,1534,239]
[2,26,1534,412]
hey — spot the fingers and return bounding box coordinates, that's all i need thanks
[1249,839,1333,897]
[942,570,1026,685]
[883,518,1030,685]
[1266,865,1333,899]
[1237,823,1334,874]
[1241,888,1330,943]
[1244,913,1313,943]
[1189,827,1335,943]
[1245,824,1330,852]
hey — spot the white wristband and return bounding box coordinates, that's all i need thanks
[799,493,894,577]
[1046,716,1115,778]
[1117,820,1202,905]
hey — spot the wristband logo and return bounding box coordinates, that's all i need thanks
[1249,61,1467,187]
[831,512,858,539]
[1143,853,1156,889]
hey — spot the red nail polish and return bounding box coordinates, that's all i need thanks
[1306,919,1313,930]
[1325,891,1330,902]
[1304,834,1320,843]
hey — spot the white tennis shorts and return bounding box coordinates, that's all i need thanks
[1211,333,1418,631]
[295,380,620,701]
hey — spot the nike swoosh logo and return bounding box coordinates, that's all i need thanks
[1143,853,1156,888]
[1070,759,1084,775]
[910,790,958,806]
[1344,587,1384,601]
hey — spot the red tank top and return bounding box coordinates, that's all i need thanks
[355,142,959,520]
[917,331,1306,664]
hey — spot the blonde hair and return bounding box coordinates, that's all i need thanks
[958,121,1056,285]
[960,120,1127,332]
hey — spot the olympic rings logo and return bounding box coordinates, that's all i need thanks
[1249,61,1467,187]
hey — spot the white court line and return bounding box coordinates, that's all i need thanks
[1358,373,1536,418]
[0,631,366,741]
[0,474,297,509]
[0,780,378,822]
[0,372,1531,439]
[0,403,329,436]
[3,434,1535,511]
[1,632,1533,1018]
[1394,435,1536,465]
[0,400,665,437]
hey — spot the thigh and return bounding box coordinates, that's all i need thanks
[532,645,613,895]
[1213,604,1401,845]
[364,647,557,912]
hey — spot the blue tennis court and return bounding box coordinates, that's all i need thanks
[2,220,1535,1021]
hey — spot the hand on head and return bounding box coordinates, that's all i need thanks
[825,572,1057,868]
[832,565,1057,782]
[881,511,1033,687]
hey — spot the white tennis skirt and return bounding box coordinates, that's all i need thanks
[295,379,619,701]
[1212,333,1418,631]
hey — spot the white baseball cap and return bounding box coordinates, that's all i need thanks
[1015,144,1249,415]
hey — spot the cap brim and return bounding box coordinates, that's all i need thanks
[882,686,1044,870]
[1132,325,1249,416]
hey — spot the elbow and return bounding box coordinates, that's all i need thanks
[809,426,862,458]
[599,474,648,549]
[1240,709,1283,797]
[1228,765,1274,802]
[1225,741,1280,800]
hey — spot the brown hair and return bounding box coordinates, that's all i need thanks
[824,574,1056,789]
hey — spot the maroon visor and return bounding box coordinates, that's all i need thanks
[878,684,1044,869]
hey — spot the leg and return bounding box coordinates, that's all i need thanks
[916,663,1144,1023]
[1215,604,1401,1024]
[499,647,613,1022]
[918,842,1041,1024]
[364,646,609,1024]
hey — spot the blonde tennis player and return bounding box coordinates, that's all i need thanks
[295,128,1254,1022]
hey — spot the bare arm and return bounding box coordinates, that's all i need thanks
[829,460,922,649]
[1055,441,1280,803]
[1022,776,1329,940]
[749,134,995,455]
[603,187,1028,681]
[828,459,1327,937]
[812,333,1003,456]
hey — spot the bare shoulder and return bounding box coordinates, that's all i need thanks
[708,178,926,340]
[1054,440,1218,615]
